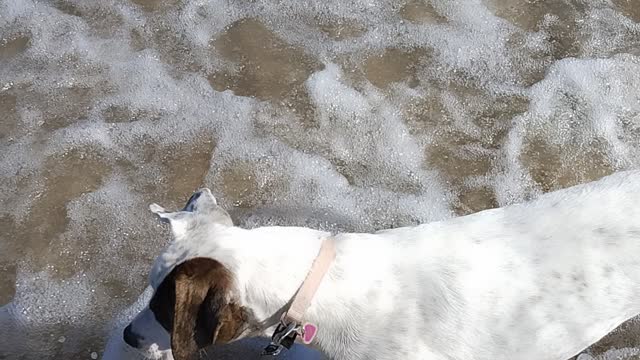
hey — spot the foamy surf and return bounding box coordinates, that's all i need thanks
[1,0,640,358]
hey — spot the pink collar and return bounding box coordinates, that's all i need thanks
[285,236,336,343]
[262,237,336,355]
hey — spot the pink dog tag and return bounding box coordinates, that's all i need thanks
[302,323,317,344]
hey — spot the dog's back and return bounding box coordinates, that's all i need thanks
[322,170,640,360]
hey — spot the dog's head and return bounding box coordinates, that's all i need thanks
[123,189,249,360]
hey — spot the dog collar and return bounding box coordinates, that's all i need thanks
[262,236,336,355]
[286,236,336,325]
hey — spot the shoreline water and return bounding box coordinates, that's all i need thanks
[1,0,640,358]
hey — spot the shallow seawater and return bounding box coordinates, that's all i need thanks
[1,0,640,359]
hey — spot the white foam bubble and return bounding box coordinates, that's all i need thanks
[497,55,640,203]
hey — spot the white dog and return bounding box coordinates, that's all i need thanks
[122,170,640,360]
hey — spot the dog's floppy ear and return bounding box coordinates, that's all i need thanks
[169,258,245,360]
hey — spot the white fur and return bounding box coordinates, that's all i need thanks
[128,170,640,360]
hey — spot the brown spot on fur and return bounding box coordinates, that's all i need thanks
[149,258,247,360]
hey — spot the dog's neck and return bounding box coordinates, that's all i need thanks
[184,224,338,336]
[231,226,334,328]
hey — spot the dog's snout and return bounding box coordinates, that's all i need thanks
[123,324,140,348]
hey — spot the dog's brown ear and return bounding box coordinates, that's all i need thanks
[170,258,235,360]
